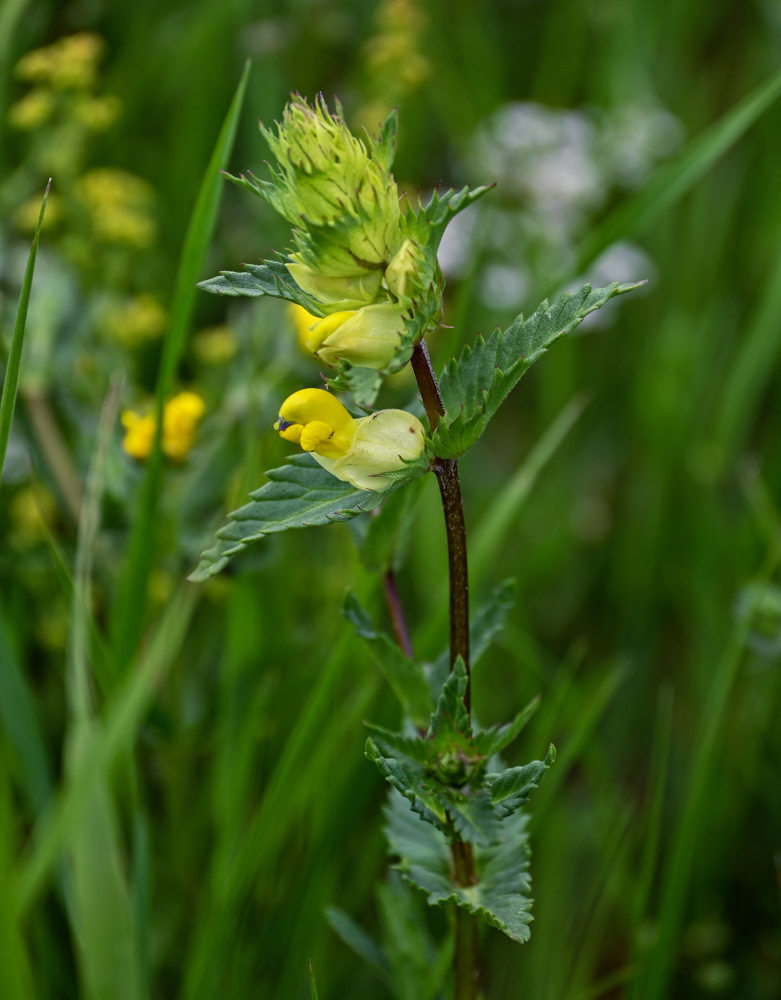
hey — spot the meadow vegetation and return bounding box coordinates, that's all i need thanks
[1,1,781,998]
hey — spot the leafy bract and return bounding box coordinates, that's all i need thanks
[326,185,494,406]
[197,258,326,315]
[190,454,407,581]
[488,746,556,818]
[384,789,535,944]
[472,697,540,759]
[431,281,644,458]
[200,184,493,408]
[366,660,553,860]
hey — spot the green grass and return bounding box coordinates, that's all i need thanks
[2,2,781,998]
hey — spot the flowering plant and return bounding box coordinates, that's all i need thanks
[192,95,641,997]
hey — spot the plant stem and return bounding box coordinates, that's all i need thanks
[411,341,471,686]
[382,569,415,659]
[411,340,477,999]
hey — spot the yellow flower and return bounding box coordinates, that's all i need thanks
[286,262,382,310]
[103,295,167,347]
[288,303,320,352]
[121,411,156,460]
[8,486,56,548]
[193,325,239,365]
[76,168,156,248]
[307,302,406,369]
[121,392,205,461]
[71,94,121,130]
[15,33,105,90]
[162,392,206,460]
[8,88,54,130]
[12,193,62,233]
[275,388,424,490]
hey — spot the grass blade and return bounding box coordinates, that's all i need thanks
[11,584,198,918]
[638,623,749,1000]
[571,68,781,279]
[111,62,250,671]
[63,374,142,998]
[0,611,52,815]
[712,244,781,464]
[0,180,49,484]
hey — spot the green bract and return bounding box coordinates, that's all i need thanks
[202,96,494,401]
[261,94,400,270]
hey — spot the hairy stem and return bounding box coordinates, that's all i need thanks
[412,340,477,999]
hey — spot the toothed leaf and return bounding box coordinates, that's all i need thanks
[488,744,556,819]
[431,282,644,458]
[473,696,540,758]
[365,737,449,834]
[197,258,326,315]
[190,454,397,581]
[384,790,535,943]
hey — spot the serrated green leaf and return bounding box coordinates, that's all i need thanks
[473,695,540,759]
[431,282,643,458]
[344,593,433,726]
[371,108,398,173]
[324,364,384,408]
[443,785,501,847]
[197,258,326,315]
[384,790,534,943]
[365,730,496,847]
[364,723,431,765]
[403,186,494,257]
[190,454,393,582]
[428,657,470,741]
[428,579,517,693]
[488,744,556,819]
[365,738,448,833]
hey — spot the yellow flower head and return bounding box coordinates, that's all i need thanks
[307,302,406,369]
[104,295,167,347]
[121,411,156,460]
[8,88,54,130]
[15,33,105,90]
[288,303,320,353]
[275,388,424,490]
[162,392,206,460]
[71,94,121,130]
[76,168,156,248]
[121,392,205,462]
[193,325,239,366]
[13,193,62,233]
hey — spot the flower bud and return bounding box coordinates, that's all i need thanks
[287,261,382,311]
[307,302,407,369]
[385,238,425,305]
[263,96,400,278]
[275,388,425,490]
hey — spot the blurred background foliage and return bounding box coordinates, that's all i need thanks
[1,0,781,998]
